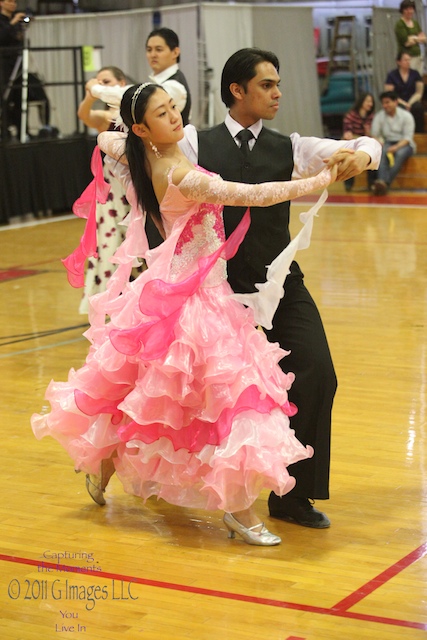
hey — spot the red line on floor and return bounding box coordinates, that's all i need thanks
[1,553,426,631]
[0,268,41,282]
[332,542,427,612]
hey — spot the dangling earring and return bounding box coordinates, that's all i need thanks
[149,140,162,159]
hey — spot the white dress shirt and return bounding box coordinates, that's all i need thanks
[371,108,416,150]
[178,114,382,177]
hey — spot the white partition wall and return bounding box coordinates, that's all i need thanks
[201,3,253,126]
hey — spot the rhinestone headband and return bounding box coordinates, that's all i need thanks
[131,82,152,124]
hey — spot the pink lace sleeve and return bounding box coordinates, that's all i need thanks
[176,168,332,206]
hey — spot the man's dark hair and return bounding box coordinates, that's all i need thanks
[380,90,398,102]
[146,27,180,63]
[220,48,280,108]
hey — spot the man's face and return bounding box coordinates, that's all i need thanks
[1,0,17,15]
[382,97,398,115]
[235,61,282,122]
[146,36,179,75]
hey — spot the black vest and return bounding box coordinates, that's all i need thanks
[169,69,192,126]
[198,123,299,294]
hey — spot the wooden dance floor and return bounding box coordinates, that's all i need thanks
[0,186,426,639]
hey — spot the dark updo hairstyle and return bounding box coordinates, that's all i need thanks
[120,83,167,222]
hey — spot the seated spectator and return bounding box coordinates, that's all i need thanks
[385,52,425,133]
[394,0,426,74]
[371,91,416,195]
[342,92,375,191]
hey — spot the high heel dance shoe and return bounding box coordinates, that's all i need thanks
[223,513,281,546]
[84,457,116,506]
[85,474,106,506]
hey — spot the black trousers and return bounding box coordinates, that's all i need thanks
[264,273,337,500]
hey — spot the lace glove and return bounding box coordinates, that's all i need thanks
[176,168,332,206]
[98,131,128,163]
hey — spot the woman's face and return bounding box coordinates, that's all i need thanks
[135,88,183,145]
[146,36,179,75]
[402,6,415,20]
[96,69,125,87]
[398,54,411,70]
[362,95,373,112]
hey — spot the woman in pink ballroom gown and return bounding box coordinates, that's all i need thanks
[31,83,335,546]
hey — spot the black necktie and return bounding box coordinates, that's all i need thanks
[236,129,254,156]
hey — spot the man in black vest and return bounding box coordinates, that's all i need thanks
[146,27,191,126]
[175,49,381,528]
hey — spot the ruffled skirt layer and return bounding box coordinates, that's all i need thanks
[32,182,314,512]
[32,280,312,512]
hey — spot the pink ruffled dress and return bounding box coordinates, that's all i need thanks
[31,155,331,513]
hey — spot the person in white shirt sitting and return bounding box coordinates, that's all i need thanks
[371,90,416,195]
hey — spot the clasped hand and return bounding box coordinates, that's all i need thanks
[323,148,370,181]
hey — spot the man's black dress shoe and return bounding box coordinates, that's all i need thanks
[268,494,331,529]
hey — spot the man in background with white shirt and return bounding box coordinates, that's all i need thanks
[371,90,415,195]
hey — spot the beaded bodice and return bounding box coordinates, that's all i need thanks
[160,168,227,286]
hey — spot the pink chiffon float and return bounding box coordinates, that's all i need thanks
[31,153,316,513]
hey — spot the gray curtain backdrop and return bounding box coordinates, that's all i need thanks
[26,3,322,137]
[158,4,199,126]
[28,9,153,136]
[27,6,197,136]
[252,6,322,137]
[201,4,253,126]
[372,7,403,101]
